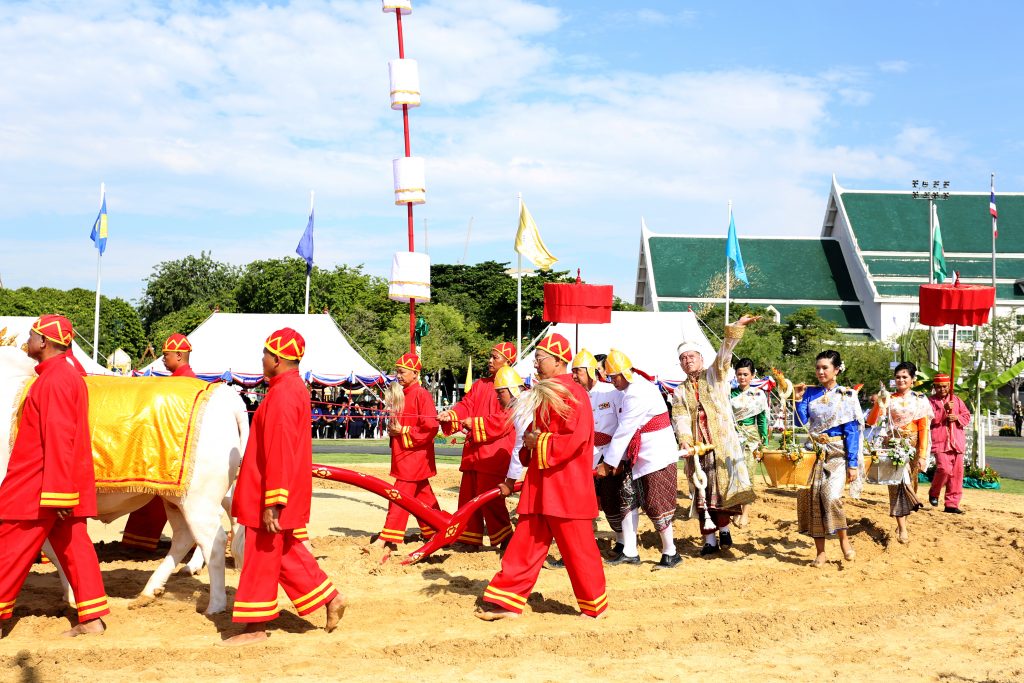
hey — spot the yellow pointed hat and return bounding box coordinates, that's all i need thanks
[604,348,633,382]
[494,365,525,397]
[571,348,598,379]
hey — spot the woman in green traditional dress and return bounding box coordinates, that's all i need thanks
[730,358,768,528]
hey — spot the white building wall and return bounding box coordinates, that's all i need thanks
[822,180,883,338]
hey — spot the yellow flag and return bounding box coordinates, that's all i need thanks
[463,358,473,394]
[515,200,558,271]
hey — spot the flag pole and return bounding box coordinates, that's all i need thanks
[991,173,998,353]
[725,200,732,326]
[516,192,523,361]
[92,182,104,362]
[305,190,314,315]
[928,197,937,367]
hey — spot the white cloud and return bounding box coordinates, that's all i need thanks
[0,0,938,304]
[607,9,699,26]
[878,60,910,73]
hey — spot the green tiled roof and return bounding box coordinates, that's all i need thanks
[874,281,1024,300]
[864,255,1024,279]
[658,301,868,329]
[840,192,1024,253]
[648,236,858,301]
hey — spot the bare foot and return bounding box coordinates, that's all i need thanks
[474,606,520,621]
[897,529,909,545]
[809,554,828,568]
[61,618,106,638]
[325,594,347,633]
[221,627,270,646]
[842,547,856,561]
[579,612,607,619]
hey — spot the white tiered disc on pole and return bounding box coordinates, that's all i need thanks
[389,251,431,302]
[388,59,421,109]
[382,0,412,14]
[393,156,426,205]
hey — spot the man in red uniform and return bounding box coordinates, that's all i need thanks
[0,315,109,637]
[372,352,441,551]
[121,332,199,552]
[162,333,197,378]
[476,333,607,621]
[928,373,972,514]
[224,328,345,646]
[440,342,517,551]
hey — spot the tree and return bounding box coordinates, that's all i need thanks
[612,296,644,312]
[148,301,220,352]
[890,326,930,370]
[430,261,575,341]
[781,307,838,357]
[139,252,240,331]
[978,310,1024,408]
[0,286,145,363]
[829,340,893,395]
[690,304,783,377]
[378,303,490,375]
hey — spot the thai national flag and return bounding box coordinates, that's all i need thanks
[990,176,998,239]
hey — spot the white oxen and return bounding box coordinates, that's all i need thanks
[0,346,246,615]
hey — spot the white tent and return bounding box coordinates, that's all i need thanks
[142,312,385,385]
[513,311,717,386]
[0,316,111,375]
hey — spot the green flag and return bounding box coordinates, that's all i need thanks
[932,203,948,283]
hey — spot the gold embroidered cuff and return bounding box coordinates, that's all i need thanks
[724,324,746,340]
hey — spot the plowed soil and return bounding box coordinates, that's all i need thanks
[2,464,1023,682]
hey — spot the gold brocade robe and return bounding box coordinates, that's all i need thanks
[672,324,755,511]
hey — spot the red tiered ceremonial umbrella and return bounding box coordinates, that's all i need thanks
[919,273,996,397]
[543,271,614,348]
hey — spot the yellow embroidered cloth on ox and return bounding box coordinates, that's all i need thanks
[85,376,215,496]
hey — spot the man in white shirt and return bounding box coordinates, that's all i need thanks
[570,350,626,558]
[601,349,681,569]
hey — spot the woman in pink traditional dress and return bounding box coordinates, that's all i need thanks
[864,361,933,545]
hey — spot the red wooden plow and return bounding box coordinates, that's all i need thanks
[311,464,521,564]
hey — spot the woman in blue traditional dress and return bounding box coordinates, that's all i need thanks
[793,350,862,566]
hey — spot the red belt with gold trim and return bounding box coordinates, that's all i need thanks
[626,412,672,465]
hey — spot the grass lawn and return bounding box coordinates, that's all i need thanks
[312,452,461,466]
[992,478,1024,495]
[985,444,1024,460]
[313,438,389,446]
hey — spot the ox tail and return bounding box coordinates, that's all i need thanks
[231,524,245,566]
[222,386,249,565]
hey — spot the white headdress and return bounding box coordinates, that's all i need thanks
[677,340,703,357]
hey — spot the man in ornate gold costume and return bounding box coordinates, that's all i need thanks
[671,316,758,556]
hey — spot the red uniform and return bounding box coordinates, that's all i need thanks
[121,365,199,550]
[443,376,515,547]
[928,393,971,508]
[171,364,197,378]
[0,353,110,623]
[378,381,440,544]
[230,368,338,623]
[482,374,607,617]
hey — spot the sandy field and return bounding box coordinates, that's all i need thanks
[2,463,1023,683]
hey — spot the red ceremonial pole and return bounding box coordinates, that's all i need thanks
[948,273,960,400]
[395,10,416,353]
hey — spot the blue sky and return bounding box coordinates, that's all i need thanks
[1,0,1020,306]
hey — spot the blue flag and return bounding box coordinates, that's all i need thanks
[295,208,314,275]
[90,194,108,255]
[726,210,749,287]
